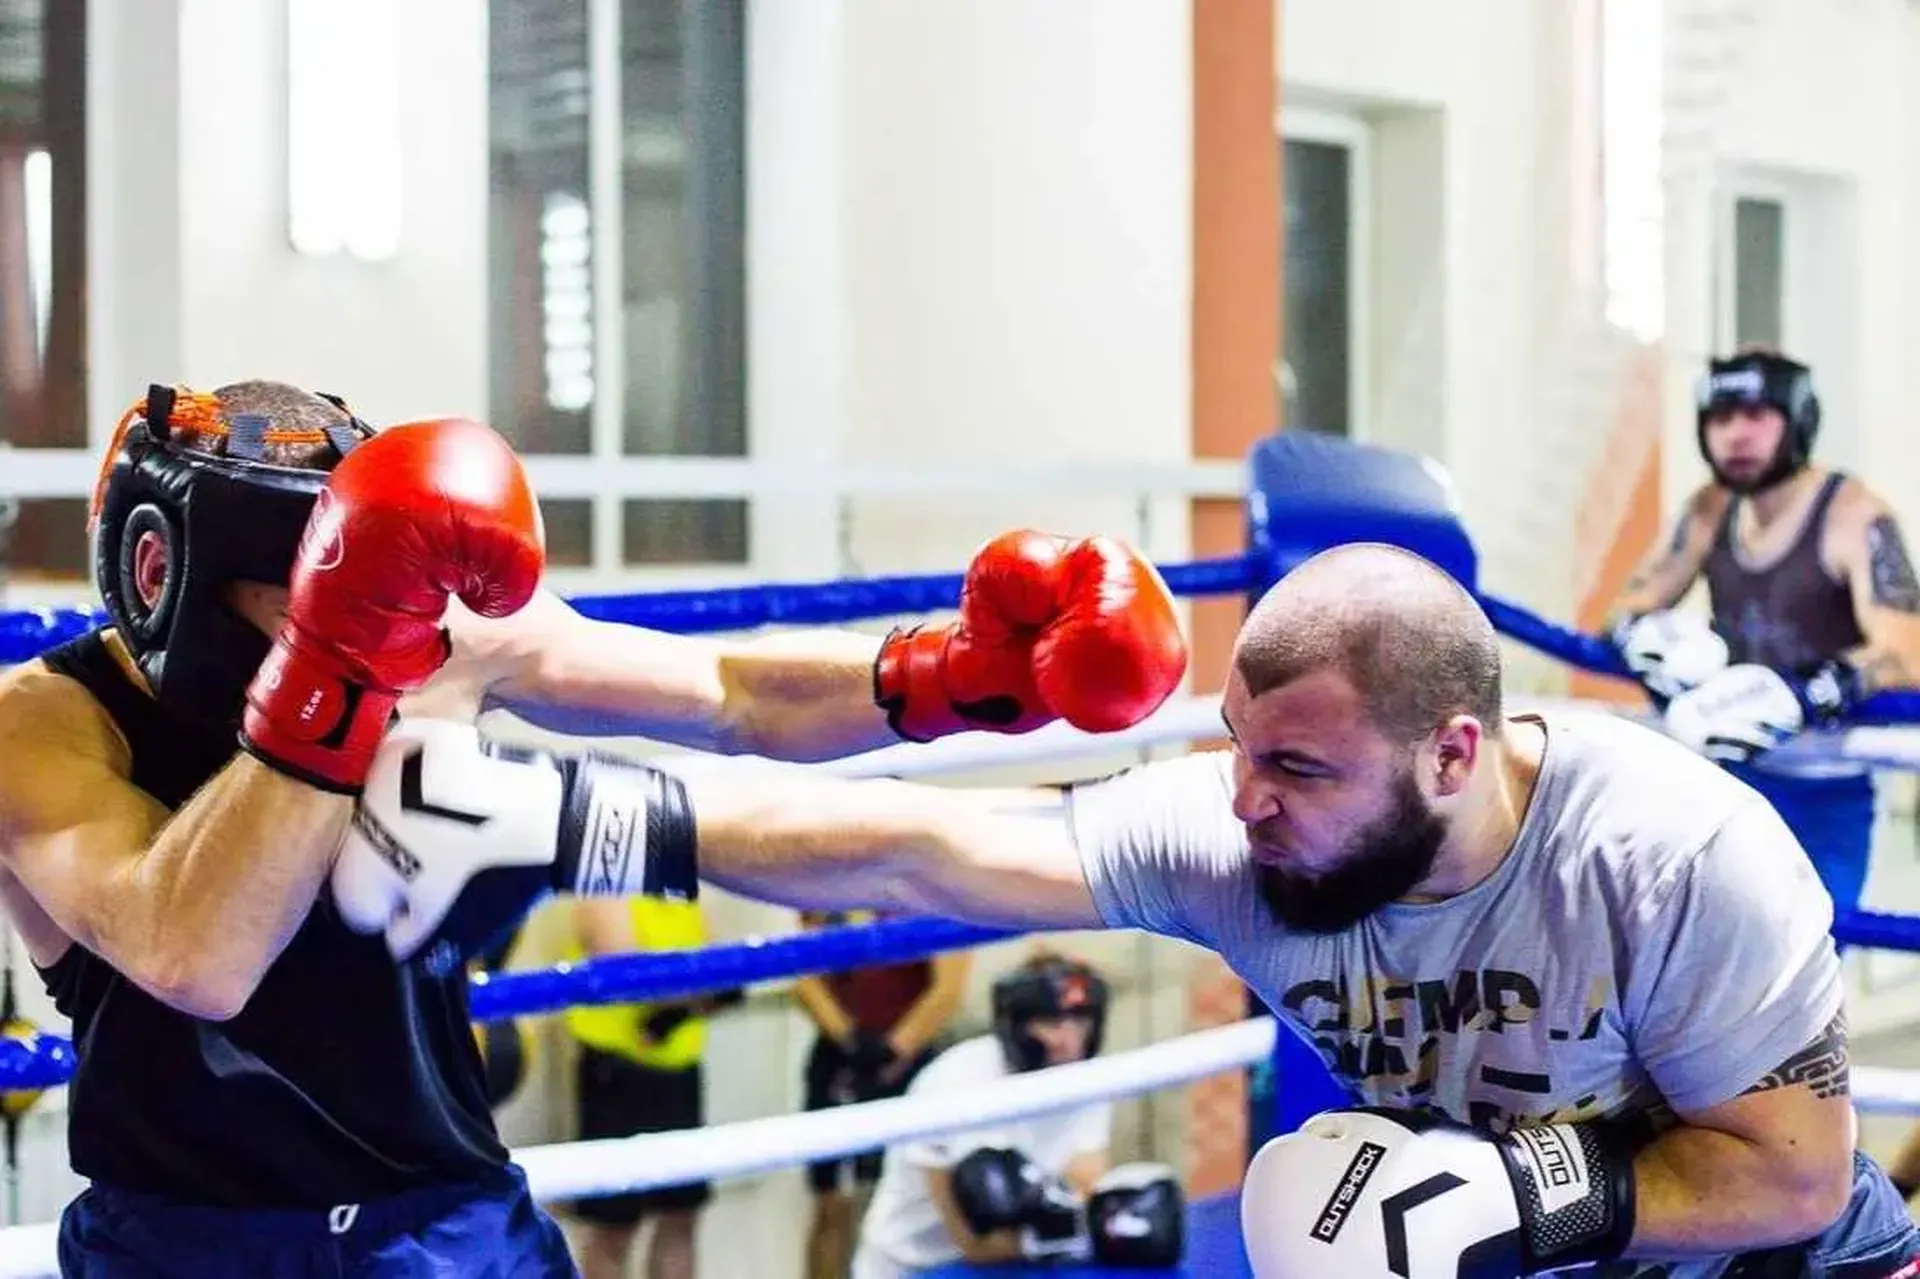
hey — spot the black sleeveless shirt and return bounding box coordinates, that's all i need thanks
[1704,472,1866,673]
[32,629,507,1208]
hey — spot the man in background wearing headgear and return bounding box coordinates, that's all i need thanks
[0,379,1189,1275]
[1608,346,1920,920]
[850,953,1185,1278]
[795,910,970,1279]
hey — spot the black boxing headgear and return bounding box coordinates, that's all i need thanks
[992,957,1109,1073]
[1695,350,1820,494]
[88,384,372,732]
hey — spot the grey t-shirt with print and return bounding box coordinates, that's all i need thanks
[1069,709,1844,1278]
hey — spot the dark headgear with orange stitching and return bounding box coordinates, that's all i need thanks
[88,383,373,729]
[991,955,1109,1073]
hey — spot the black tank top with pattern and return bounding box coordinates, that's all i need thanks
[30,628,507,1208]
[1703,473,1865,673]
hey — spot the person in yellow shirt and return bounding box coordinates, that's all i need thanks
[565,898,741,1279]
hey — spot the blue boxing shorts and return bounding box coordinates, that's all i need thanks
[57,1165,576,1278]
[1724,763,1876,916]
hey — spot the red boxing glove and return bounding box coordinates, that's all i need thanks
[241,418,545,792]
[875,531,1188,743]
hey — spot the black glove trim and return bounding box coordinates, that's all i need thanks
[1496,1122,1638,1271]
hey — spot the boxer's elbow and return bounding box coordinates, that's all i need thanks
[1761,1141,1854,1238]
[136,949,260,1022]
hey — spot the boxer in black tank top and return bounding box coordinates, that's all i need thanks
[39,630,507,1203]
[0,379,1163,1275]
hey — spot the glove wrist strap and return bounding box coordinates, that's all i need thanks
[483,748,700,900]
[239,634,398,793]
[1496,1122,1637,1271]
[875,626,969,743]
[1799,658,1865,724]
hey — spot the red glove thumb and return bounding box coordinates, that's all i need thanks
[1031,537,1187,732]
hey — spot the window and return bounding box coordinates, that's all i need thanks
[0,0,89,582]
[1731,196,1785,348]
[489,0,594,460]
[1600,0,1663,342]
[487,0,749,572]
[1280,110,1368,440]
[619,0,747,565]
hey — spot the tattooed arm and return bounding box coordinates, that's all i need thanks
[1608,485,1728,625]
[1825,484,1920,695]
[1627,1014,1855,1254]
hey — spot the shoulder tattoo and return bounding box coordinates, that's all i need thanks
[1866,515,1920,613]
[1742,1013,1849,1100]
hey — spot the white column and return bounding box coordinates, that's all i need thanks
[744,0,852,579]
[87,0,185,438]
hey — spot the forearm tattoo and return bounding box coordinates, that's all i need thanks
[1624,516,1693,596]
[1742,1014,1849,1100]
[1867,515,1920,613]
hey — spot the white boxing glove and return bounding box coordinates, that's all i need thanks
[1240,1109,1636,1279]
[332,718,699,969]
[1663,662,1806,763]
[1613,610,1729,702]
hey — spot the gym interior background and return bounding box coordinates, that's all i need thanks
[3,1,1920,1275]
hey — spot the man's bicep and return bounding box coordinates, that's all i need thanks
[1673,1012,1853,1167]
[1631,800,1844,1114]
[1837,502,1920,688]
[0,741,164,955]
[1856,507,1920,617]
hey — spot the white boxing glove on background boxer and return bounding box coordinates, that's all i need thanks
[1613,609,1729,703]
[331,718,700,969]
[1240,1108,1636,1279]
[1663,663,1806,763]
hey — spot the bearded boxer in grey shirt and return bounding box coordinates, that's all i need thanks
[366,543,1919,1277]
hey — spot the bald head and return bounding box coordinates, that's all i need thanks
[1235,544,1504,742]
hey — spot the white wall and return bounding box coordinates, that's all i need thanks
[88,0,487,437]
[829,0,1196,577]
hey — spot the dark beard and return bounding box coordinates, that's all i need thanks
[1255,771,1448,934]
[1710,441,1801,496]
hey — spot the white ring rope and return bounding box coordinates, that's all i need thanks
[515,1019,1275,1200]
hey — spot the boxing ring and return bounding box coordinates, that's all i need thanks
[6,432,1920,1276]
